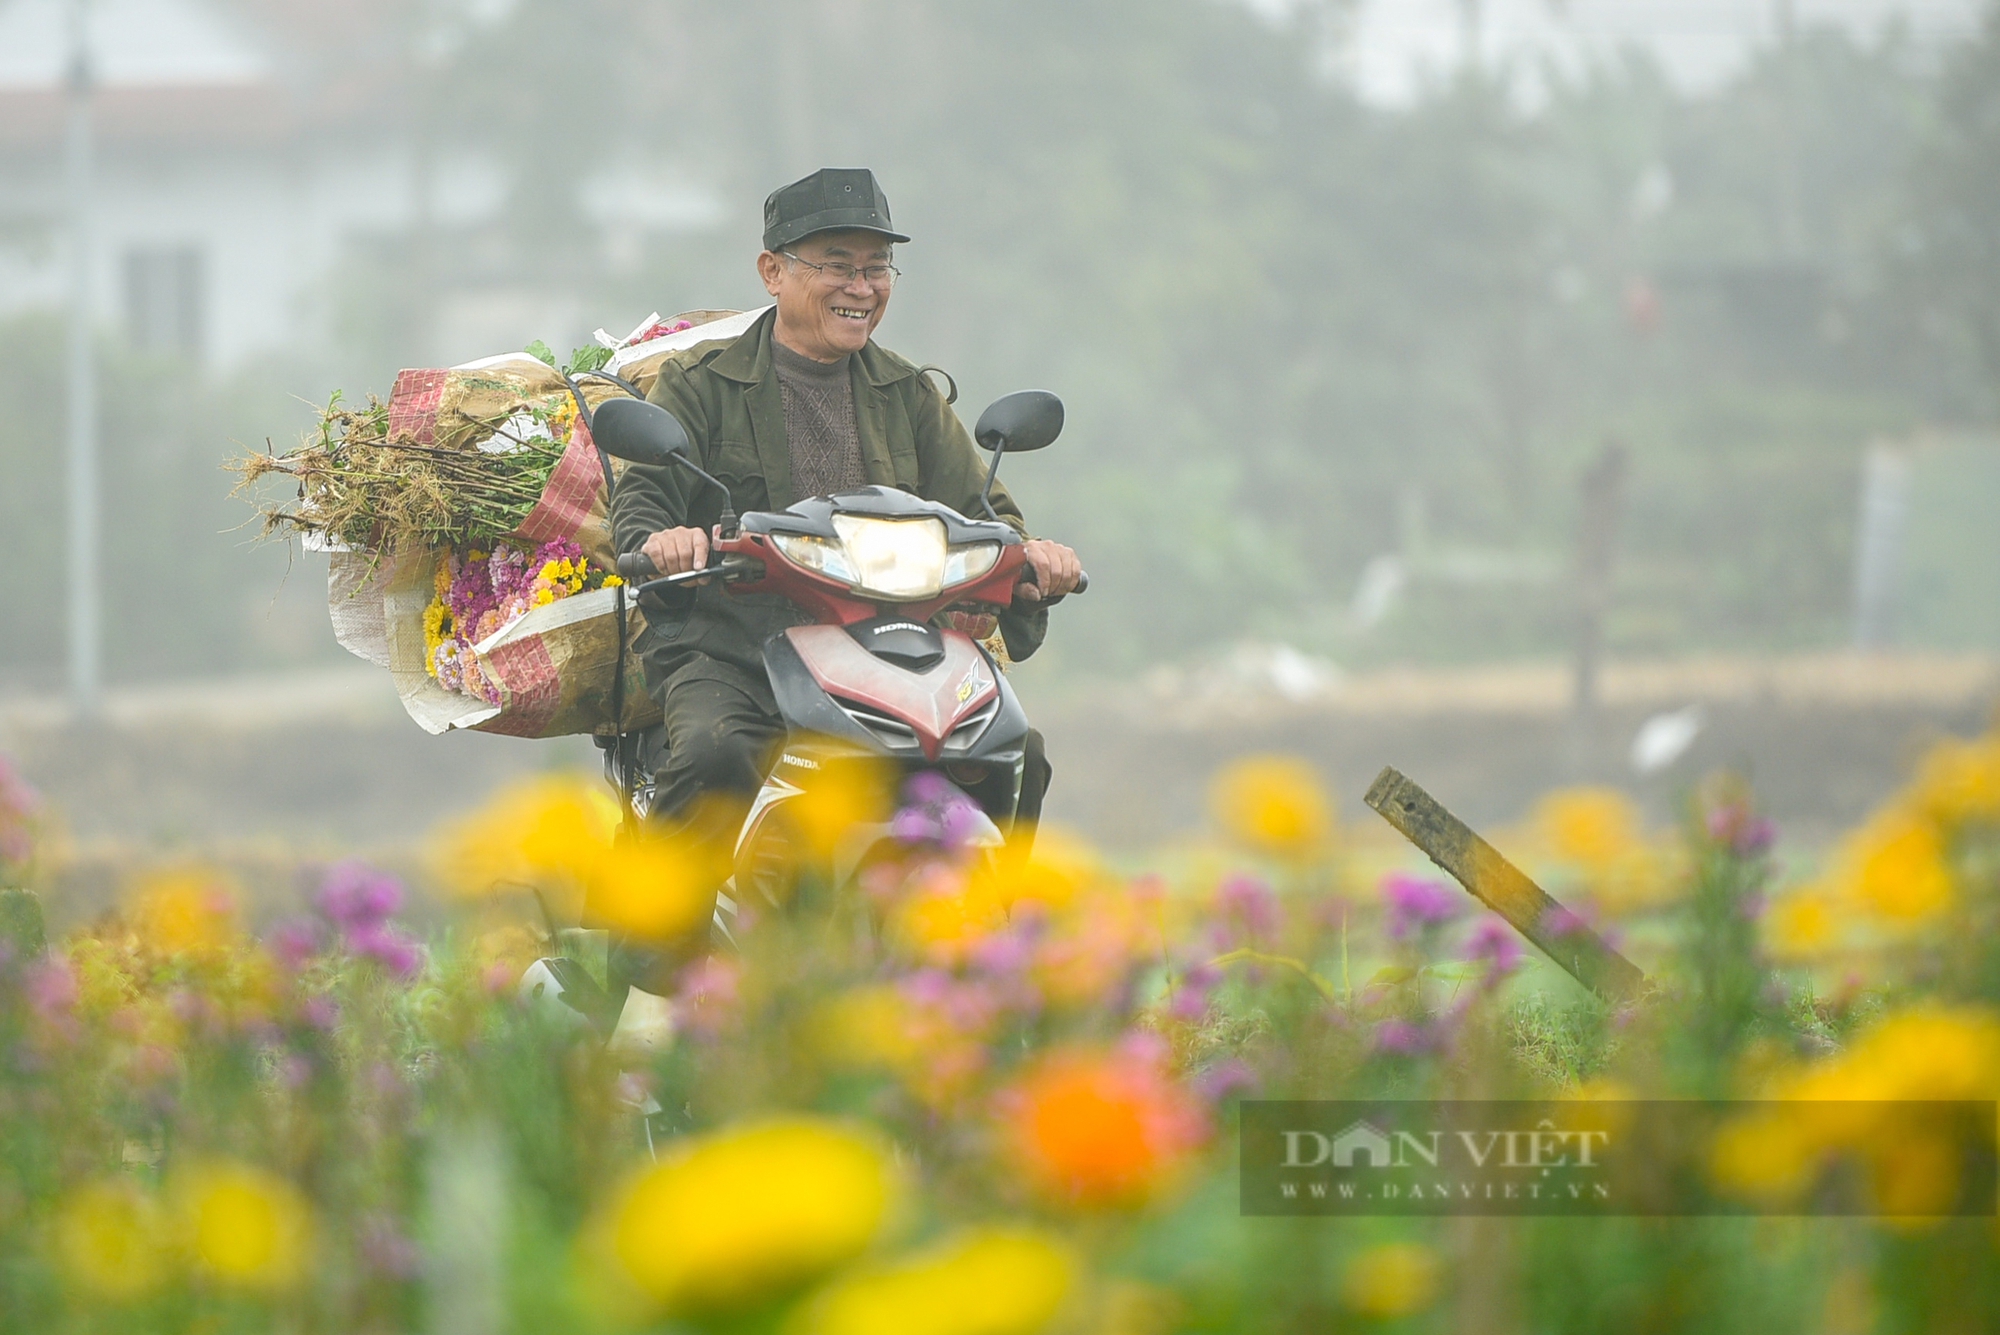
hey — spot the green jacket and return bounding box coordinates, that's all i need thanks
[610,308,1048,697]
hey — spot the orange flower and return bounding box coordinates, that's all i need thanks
[997,1045,1207,1209]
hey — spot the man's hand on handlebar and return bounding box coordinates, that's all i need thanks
[641,526,714,579]
[1016,538,1083,602]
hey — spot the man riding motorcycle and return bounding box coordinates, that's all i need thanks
[607,168,1083,966]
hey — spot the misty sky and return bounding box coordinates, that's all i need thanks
[1303,0,1984,102]
[0,0,1985,102]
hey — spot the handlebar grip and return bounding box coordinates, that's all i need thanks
[617,552,657,580]
[1016,566,1089,597]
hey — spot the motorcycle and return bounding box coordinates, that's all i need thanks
[520,386,1082,1041]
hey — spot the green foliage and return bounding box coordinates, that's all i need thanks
[0,317,338,691]
[17,2,2000,687]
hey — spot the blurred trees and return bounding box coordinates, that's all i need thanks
[4,0,1997,689]
[388,0,2000,671]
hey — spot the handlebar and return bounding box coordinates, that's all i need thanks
[628,554,764,598]
[618,544,1085,599]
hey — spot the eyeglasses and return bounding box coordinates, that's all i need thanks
[781,252,901,289]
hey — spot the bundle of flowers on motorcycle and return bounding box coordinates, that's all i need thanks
[231,309,762,738]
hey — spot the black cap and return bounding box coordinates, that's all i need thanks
[762,168,910,252]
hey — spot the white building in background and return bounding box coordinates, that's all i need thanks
[0,0,413,368]
[0,0,719,371]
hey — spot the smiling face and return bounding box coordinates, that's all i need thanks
[758,229,895,363]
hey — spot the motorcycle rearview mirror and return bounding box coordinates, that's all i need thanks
[591,398,691,468]
[971,390,1063,520]
[590,398,738,533]
[974,390,1064,455]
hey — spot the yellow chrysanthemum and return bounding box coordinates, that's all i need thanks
[130,867,239,959]
[172,1160,314,1292]
[814,985,986,1106]
[973,828,1094,916]
[1209,755,1334,860]
[1709,1106,1821,1202]
[892,864,1011,963]
[790,1226,1077,1335]
[1845,811,1955,923]
[53,1178,169,1300]
[1909,734,2000,828]
[428,773,619,899]
[1339,1242,1440,1318]
[584,831,710,942]
[1714,1007,2000,1213]
[788,757,895,860]
[1533,787,1642,874]
[1765,889,1840,960]
[599,1118,897,1315]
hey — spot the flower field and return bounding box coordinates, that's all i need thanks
[2,725,1999,1334]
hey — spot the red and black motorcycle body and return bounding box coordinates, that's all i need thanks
[646,486,1037,903]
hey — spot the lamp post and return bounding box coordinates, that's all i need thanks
[65,0,100,721]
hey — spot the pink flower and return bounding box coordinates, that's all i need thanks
[1374,1017,1447,1055]
[348,924,424,980]
[1167,962,1221,1021]
[966,925,1037,978]
[317,861,404,929]
[673,956,740,1040]
[0,754,41,867]
[1116,1028,1172,1069]
[891,772,987,850]
[301,995,339,1031]
[1216,875,1278,941]
[1706,803,1775,857]
[1195,1058,1256,1102]
[1382,872,1459,938]
[24,958,77,1018]
[269,919,322,972]
[1463,916,1524,982]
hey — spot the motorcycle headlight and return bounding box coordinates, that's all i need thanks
[774,517,953,600]
[833,515,948,599]
[942,541,1001,587]
[769,531,857,585]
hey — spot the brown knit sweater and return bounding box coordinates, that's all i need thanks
[772,338,868,499]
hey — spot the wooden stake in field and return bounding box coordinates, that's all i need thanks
[1364,767,1646,1003]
